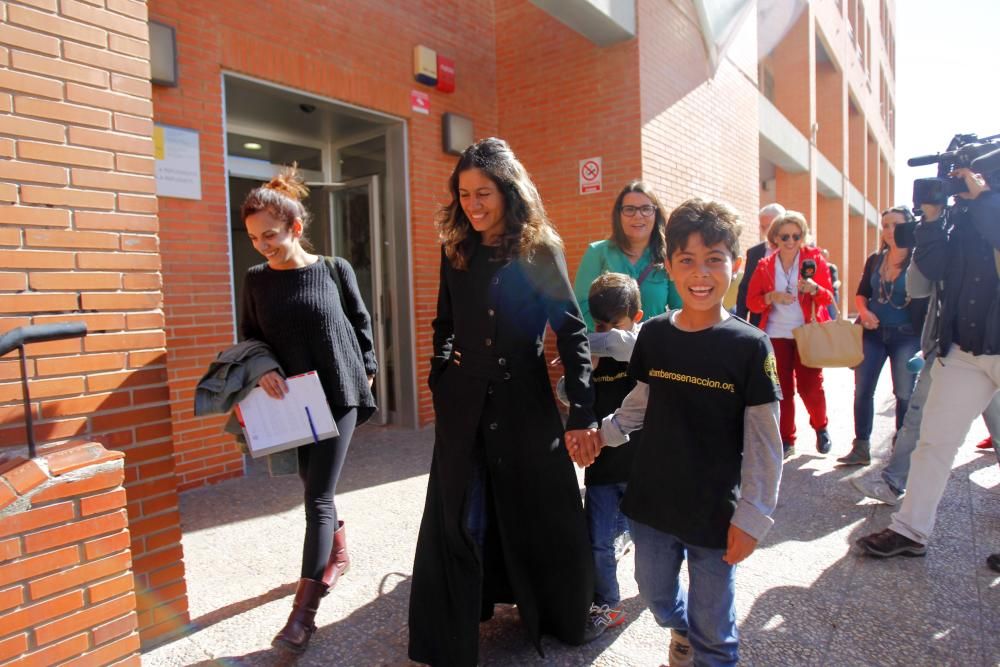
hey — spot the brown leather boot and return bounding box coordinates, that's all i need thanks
[272,578,327,653]
[321,520,350,594]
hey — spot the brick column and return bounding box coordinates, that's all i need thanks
[0,0,187,644]
[0,442,139,666]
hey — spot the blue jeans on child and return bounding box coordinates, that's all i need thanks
[854,325,920,441]
[632,520,738,667]
[585,482,628,606]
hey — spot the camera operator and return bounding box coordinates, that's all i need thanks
[851,237,1000,506]
[858,168,1000,558]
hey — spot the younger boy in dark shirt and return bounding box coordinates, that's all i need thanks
[569,198,783,666]
[581,272,643,635]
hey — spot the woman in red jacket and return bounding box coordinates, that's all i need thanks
[747,211,834,459]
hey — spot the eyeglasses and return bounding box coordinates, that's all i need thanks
[621,205,656,218]
[779,233,802,242]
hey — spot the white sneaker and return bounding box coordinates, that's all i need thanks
[851,476,903,506]
[613,531,633,561]
[668,629,693,667]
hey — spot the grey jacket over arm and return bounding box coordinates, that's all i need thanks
[193,339,282,416]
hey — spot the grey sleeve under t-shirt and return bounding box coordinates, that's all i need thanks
[732,401,783,541]
[601,391,783,542]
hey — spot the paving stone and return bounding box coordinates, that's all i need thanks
[142,366,1000,666]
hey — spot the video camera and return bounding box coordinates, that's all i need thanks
[908,133,1000,211]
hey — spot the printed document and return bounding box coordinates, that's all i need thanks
[235,371,338,458]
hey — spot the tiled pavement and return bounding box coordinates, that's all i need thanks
[143,366,1000,666]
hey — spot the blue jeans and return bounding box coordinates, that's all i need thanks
[854,325,921,441]
[585,482,628,606]
[632,521,738,667]
[465,462,487,549]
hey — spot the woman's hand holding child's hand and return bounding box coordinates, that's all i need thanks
[565,428,602,467]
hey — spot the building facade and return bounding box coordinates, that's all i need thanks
[0,0,893,647]
[759,0,896,305]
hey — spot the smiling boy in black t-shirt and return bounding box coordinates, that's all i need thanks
[569,198,783,666]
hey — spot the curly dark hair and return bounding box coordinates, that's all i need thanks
[437,137,561,270]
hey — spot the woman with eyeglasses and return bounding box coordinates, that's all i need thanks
[747,211,834,459]
[838,206,924,466]
[573,181,681,331]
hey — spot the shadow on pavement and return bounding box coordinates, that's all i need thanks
[741,450,999,666]
[186,573,413,667]
[185,574,641,667]
[186,582,298,638]
[178,425,434,533]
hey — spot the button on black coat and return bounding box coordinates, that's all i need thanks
[409,243,596,666]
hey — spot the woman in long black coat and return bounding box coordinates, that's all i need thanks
[408,138,598,665]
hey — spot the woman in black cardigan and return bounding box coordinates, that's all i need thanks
[240,168,377,653]
[408,138,598,665]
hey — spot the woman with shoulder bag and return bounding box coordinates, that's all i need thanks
[747,211,835,459]
[240,166,377,654]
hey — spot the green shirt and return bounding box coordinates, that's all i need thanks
[573,239,682,331]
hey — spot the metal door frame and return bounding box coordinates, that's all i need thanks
[320,176,389,425]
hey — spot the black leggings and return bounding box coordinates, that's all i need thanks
[297,406,357,580]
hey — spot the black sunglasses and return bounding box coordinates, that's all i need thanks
[779,233,802,242]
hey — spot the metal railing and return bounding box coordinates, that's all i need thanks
[0,323,88,458]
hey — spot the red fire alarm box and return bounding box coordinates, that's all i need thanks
[436,56,455,93]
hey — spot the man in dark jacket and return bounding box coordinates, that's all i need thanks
[858,168,1000,558]
[736,203,785,326]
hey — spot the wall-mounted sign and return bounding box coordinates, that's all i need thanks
[579,157,602,195]
[411,90,430,115]
[154,124,201,200]
[413,45,437,86]
[436,56,455,93]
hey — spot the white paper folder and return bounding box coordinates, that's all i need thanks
[235,371,338,458]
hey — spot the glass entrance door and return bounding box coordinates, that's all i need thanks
[328,176,390,425]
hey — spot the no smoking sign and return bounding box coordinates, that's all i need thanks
[578,157,602,195]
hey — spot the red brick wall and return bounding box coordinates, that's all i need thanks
[0,0,185,644]
[817,195,849,311]
[771,8,812,139]
[148,0,499,436]
[0,442,139,666]
[638,0,761,243]
[495,0,641,273]
[815,61,844,166]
